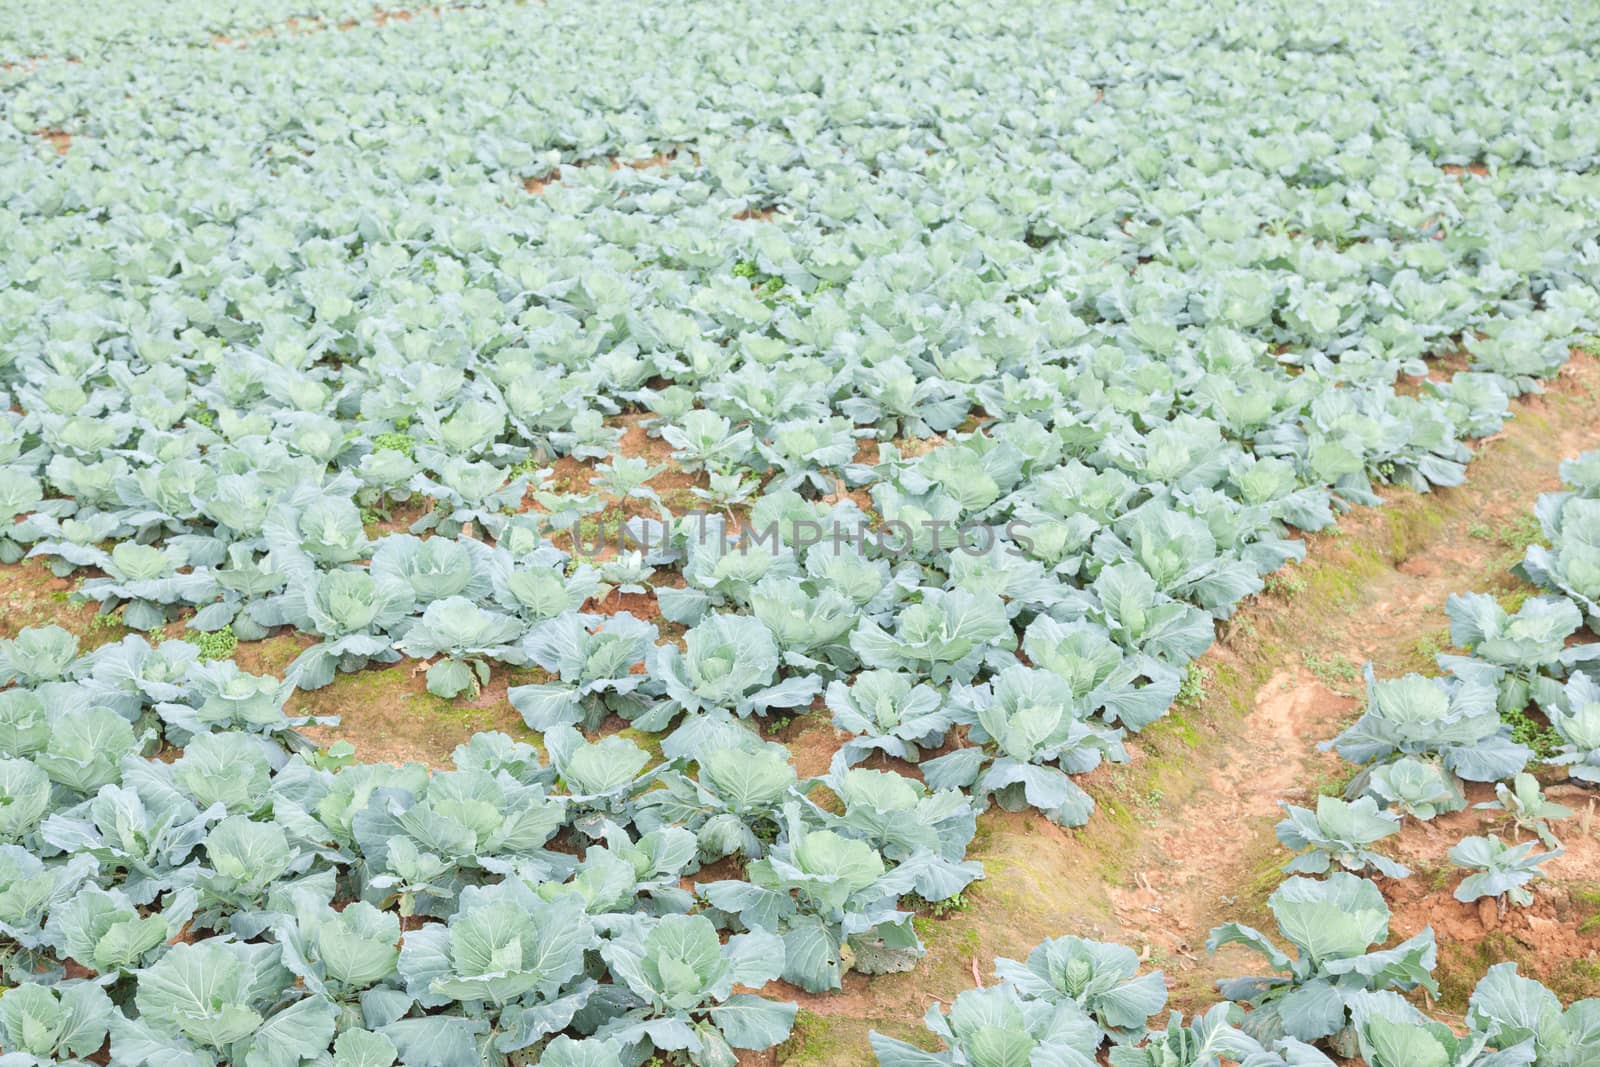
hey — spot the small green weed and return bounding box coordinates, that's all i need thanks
[1303,652,1360,694]
[1136,787,1164,827]
[1576,885,1600,935]
[1176,662,1211,709]
[371,431,415,457]
[87,610,123,635]
[1264,571,1306,597]
[194,624,238,662]
[922,891,971,919]
[732,258,786,301]
[1495,514,1545,551]
[1503,706,1560,760]
[1411,629,1451,669]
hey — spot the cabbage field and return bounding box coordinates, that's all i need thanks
[3,0,1600,1063]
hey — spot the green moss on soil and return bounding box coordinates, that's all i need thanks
[1431,933,1600,1012]
[780,1012,928,1067]
[779,1010,864,1066]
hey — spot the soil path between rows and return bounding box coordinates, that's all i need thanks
[1115,353,1600,1007]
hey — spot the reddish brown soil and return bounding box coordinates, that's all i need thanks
[1380,784,1600,1002]
[35,128,71,154]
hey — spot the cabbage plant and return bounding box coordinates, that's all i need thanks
[407,458,529,539]
[76,543,218,631]
[0,760,55,845]
[1441,592,1595,713]
[396,879,592,1014]
[115,939,337,1065]
[356,766,566,914]
[369,534,493,608]
[809,767,982,905]
[1521,498,1600,627]
[263,899,405,1004]
[1360,758,1465,822]
[994,935,1169,1043]
[1206,874,1438,1046]
[0,981,115,1066]
[510,611,659,730]
[261,570,416,690]
[634,740,797,864]
[1544,673,1600,783]
[1021,616,1181,733]
[701,805,920,992]
[392,596,527,698]
[869,984,1101,1067]
[1473,772,1571,849]
[595,914,797,1067]
[159,658,293,737]
[1107,1004,1335,1067]
[78,634,198,717]
[544,726,666,837]
[922,665,1128,827]
[484,545,600,623]
[0,626,79,687]
[34,705,141,796]
[647,613,819,732]
[1344,990,1509,1067]
[1275,796,1409,879]
[40,780,218,905]
[825,670,956,767]
[1329,667,1530,787]
[1449,834,1559,908]
[540,822,698,918]
[0,845,97,953]
[1091,563,1217,665]
[1467,963,1600,1067]
[43,884,196,978]
[851,589,1015,684]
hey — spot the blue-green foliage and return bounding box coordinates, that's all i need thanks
[0,634,983,1063]
[4,0,1600,1060]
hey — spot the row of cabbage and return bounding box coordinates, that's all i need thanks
[0,616,1001,1064]
[873,930,1596,1066]
[0,0,496,58]
[1295,450,1600,906]
[872,452,1600,1066]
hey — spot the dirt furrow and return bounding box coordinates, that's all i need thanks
[1100,351,1600,1008]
